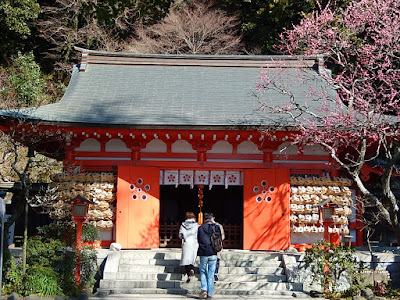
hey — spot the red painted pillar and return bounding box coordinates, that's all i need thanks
[195,144,211,164]
[323,221,330,241]
[263,151,272,163]
[75,219,83,284]
[324,219,340,245]
[329,170,339,177]
[356,222,364,247]
[197,151,206,162]
[131,144,142,162]
[330,233,340,245]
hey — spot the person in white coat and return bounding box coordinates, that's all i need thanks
[179,211,199,282]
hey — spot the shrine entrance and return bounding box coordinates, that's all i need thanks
[159,185,243,248]
[116,167,289,250]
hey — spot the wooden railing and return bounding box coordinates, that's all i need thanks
[159,222,181,248]
[222,223,243,249]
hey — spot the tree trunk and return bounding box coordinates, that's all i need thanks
[22,200,28,274]
[351,172,400,244]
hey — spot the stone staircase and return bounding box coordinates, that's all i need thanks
[96,249,308,297]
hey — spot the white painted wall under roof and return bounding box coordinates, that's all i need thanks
[303,144,329,155]
[237,141,262,154]
[142,139,167,153]
[75,138,101,151]
[273,141,298,155]
[105,139,131,152]
[171,140,196,153]
[74,138,133,152]
[208,140,233,153]
[273,141,329,156]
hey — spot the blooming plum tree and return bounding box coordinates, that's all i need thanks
[256,0,400,243]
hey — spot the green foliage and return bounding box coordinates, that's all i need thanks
[2,231,68,296]
[58,249,81,296]
[26,235,66,267]
[8,51,45,106]
[24,266,63,296]
[2,224,99,297]
[2,255,65,297]
[37,222,75,246]
[81,0,172,28]
[82,223,100,242]
[216,0,350,54]
[2,254,24,295]
[325,284,363,299]
[0,0,40,58]
[303,240,364,294]
[0,50,48,107]
[0,0,40,36]
[0,66,16,108]
[79,247,98,290]
[0,0,352,86]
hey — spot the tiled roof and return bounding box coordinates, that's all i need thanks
[0,49,334,128]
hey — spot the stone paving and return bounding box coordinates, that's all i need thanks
[88,293,327,299]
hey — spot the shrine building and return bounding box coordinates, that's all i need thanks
[0,48,363,250]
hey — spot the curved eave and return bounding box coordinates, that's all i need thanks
[0,115,299,132]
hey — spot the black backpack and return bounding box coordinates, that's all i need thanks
[210,224,223,252]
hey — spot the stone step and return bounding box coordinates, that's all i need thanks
[219,253,282,261]
[116,250,282,261]
[117,264,285,275]
[97,249,305,297]
[118,258,282,267]
[114,272,287,282]
[118,259,181,266]
[95,288,310,297]
[100,280,301,291]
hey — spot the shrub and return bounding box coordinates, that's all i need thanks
[27,235,66,267]
[79,247,98,291]
[2,254,24,295]
[2,224,99,297]
[37,222,75,246]
[24,266,63,296]
[303,240,364,294]
[82,223,100,242]
[8,51,45,106]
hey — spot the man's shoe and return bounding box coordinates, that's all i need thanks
[199,290,207,299]
[214,274,219,281]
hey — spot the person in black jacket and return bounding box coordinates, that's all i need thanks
[211,215,225,282]
[197,212,221,299]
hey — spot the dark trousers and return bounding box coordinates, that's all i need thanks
[215,257,220,274]
[184,264,194,276]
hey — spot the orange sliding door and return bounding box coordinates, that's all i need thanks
[243,168,290,250]
[116,166,160,248]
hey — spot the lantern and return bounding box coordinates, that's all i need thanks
[67,195,96,284]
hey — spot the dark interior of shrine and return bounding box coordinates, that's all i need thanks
[159,185,243,248]
[160,185,243,224]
